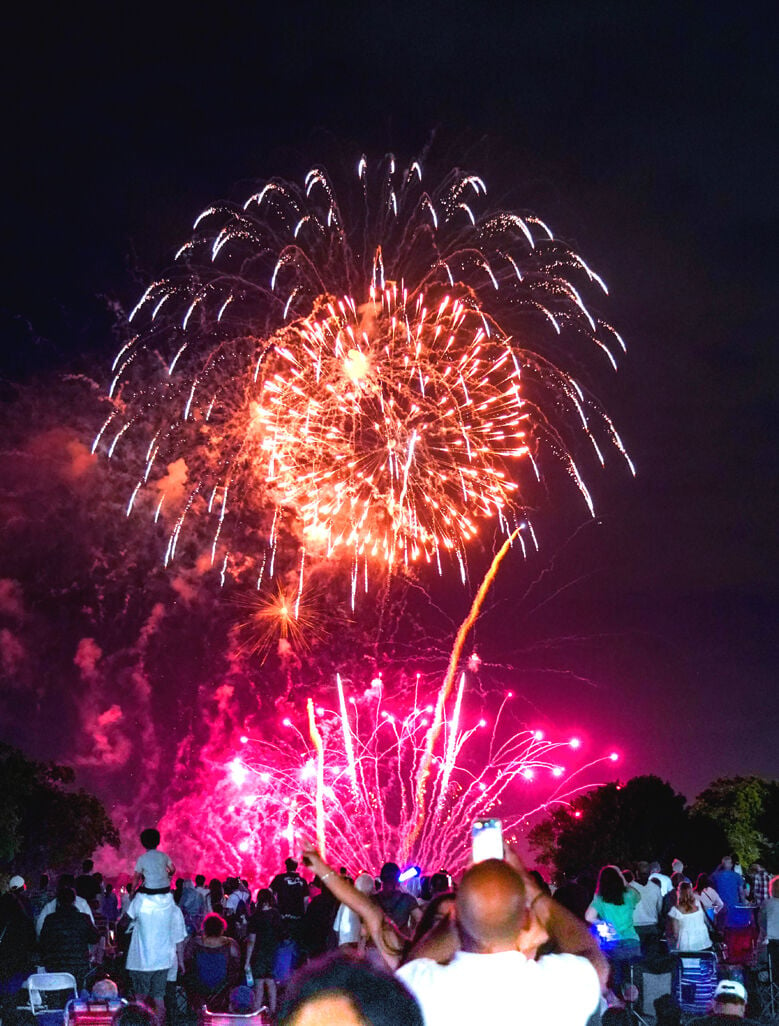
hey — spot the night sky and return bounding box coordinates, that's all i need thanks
[1,2,776,845]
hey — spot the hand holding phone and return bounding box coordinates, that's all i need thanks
[471,817,503,863]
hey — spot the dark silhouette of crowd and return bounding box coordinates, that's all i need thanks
[2,836,778,1026]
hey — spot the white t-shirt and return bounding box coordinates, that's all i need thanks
[632,881,662,926]
[649,872,673,896]
[334,903,362,945]
[397,950,600,1026]
[126,892,187,972]
[135,849,173,889]
[668,904,710,952]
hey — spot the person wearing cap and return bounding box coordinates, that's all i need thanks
[8,876,33,918]
[688,979,758,1023]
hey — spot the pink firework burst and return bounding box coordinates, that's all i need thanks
[160,672,620,881]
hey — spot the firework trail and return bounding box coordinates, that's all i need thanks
[96,153,633,590]
[306,697,327,857]
[192,673,619,879]
[410,529,518,844]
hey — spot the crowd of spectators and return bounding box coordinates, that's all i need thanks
[1,835,778,1026]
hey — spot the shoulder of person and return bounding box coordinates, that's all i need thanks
[536,952,601,1004]
[539,950,599,976]
[395,955,441,984]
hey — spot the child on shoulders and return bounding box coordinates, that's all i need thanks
[132,828,175,895]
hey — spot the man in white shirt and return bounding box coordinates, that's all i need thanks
[126,891,187,1014]
[632,861,663,957]
[648,861,673,896]
[396,858,605,1026]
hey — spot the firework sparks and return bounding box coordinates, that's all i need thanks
[307,697,326,858]
[410,528,518,844]
[234,580,322,660]
[97,154,633,584]
[217,673,619,876]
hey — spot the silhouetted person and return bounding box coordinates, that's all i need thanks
[39,886,99,990]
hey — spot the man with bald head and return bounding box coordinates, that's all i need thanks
[397,858,605,1026]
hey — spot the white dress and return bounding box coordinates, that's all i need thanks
[668,902,711,951]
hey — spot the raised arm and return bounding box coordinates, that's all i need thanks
[300,845,404,968]
[505,849,608,989]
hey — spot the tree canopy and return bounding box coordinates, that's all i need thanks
[691,776,779,868]
[529,773,779,878]
[0,743,119,876]
[528,775,695,878]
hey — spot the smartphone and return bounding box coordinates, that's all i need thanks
[471,817,503,863]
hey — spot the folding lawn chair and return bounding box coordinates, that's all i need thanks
[672,951,718,1017]
[18,973,79,1026]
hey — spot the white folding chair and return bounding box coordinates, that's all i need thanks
[19,973,79,1022]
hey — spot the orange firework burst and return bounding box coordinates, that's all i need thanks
[96,154,633,585]
[235,581,322,660]
[243,285,527,565]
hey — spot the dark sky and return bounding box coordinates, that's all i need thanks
[1,2,777,816]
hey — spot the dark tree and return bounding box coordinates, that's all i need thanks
[691,776,779,870]
[0,743,119,875]
[528,775,689,877]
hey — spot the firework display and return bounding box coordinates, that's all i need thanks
[95,154,633,586]
[160,671,619,880]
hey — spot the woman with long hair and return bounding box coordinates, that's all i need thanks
[399,891,457,965]
[585,865,641,993]
[245,888,284,1015]
[206,879,224,916]
[667,881,711,952]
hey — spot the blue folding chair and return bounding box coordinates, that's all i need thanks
[672,950,718,1016]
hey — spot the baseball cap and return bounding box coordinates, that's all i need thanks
[9,875,25,890]
[714,980,747,1002]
